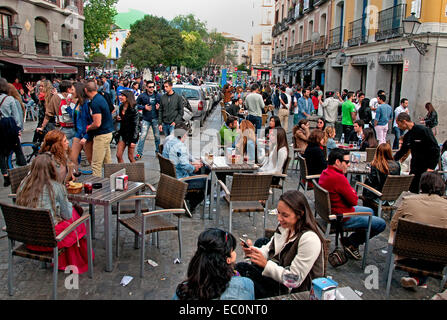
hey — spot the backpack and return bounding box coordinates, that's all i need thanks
[328,215,349,268]
[280,93,288,105]
[99,91,115,113]
[57,94,74,128]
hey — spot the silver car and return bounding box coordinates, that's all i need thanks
[173,84,207,126]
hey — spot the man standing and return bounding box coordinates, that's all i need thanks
[392,98,409,150]
[369,90,385,120]
[245,83,265,134]
[374,94,393,145]
[297,88,313,123]
[394,113,440,194]
[84,81,114,177]
[341,92,356,136]
[37,80,76,146]
[278,86,290,132]
[135,81,162,159]
[319,148,386,260]
[320,91,343,126]
[158,80,184,137]
[101,75,110,94]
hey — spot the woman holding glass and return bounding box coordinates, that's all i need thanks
[235,190,326,299]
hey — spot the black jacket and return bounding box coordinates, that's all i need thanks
[158,92,184,126]
[117,105,140,144]
[394,124,440,173]
[304,143,328,176]
[363,161,401,201]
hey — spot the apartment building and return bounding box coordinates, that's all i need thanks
[0,0,86,81]
[272,0,447,141]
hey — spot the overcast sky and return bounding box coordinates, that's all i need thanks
[116,0,255,41]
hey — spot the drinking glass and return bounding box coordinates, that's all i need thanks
[282,269,300,300]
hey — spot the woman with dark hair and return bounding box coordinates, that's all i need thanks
[174,228,254,300]
[358,97,372,128]
[389,172,447,290]
[264,115,282,141]
[359,127,378,151]
[116,90,140,163]
[420,102,438,136]
[259,127,289,177]
[235,190,326,299]
[304,129,328,176]
[70,82,93,173]
[363,143,401,204]
[292,119,310,154]
[316,117,326,131]
[16,154,93,274]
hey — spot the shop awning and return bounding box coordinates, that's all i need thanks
[0,57,78,74]
[292,61,311,72]
[303,59,325,71]
[284,63,298,72]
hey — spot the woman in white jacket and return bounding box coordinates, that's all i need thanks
[235,190,326,299]
[259,127,289,184]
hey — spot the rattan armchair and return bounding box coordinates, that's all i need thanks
[366,148,377,163]
[356,175,414,219]
[297,154,321,193]
[218,173,272,234]
[8,164,31,202]
[116,174,188,277]
[157,153,209,218]
[0,202,93,300]
[385,218,447,298]
[313,180,373,270]
[270,157,292,207]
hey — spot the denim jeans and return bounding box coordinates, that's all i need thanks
[247,115,262,134]
[137,119,160,155]
[61,127,76,148]
[342,206,387,248]
[162,123,175,137]
[392,127,403,150]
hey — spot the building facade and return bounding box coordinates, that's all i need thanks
[98,28,130,71]
[0,0,86,81]
[250,0,275,81]
[272,0,447,141]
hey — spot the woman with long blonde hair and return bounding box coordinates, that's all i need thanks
[40,130,75,185]
[236,120,257,163]
[16,153,93,274]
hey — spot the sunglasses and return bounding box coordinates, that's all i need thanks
[342,160,350,164]
[147,86,155,89]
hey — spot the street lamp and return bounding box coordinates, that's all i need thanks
[402,12,429,56]
[10,22,23,38]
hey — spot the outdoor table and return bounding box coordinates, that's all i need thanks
[262,287,362,300]
[68,176,145,272]
[337,144,360,151]
[347,162,371,183]
[202,156,259,221]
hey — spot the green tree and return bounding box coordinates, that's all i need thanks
[236,64,248,72]
[180,31,210,70]
[170,14,208,39]
[119,15,184,71]
[84,0,118,56]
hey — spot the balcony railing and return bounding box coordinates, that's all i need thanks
[302,40,313,56]
[314,35,327,54]
[0,36,19,51]
[375,3,406,41]
[328,26,344,50]
[348,18,368,47]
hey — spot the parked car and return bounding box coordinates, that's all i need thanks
[173,84,208,126]
[201,85,215,116]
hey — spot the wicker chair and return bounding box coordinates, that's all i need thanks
[157,153,209,218]
[356,175,415,219]
[116,174,188,277]
[290,136,303,171]
[262,114,268,127]
[0,201,93,300]
[270,157,292,207]
[297,154,321,193]
[8,164,31,202]
[218,173,272,234]
[221,109,229,123]
[385,218,447,298]
[313,180,373,270]
[366,148,377,163]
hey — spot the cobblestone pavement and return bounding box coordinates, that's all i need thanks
[0,106,441,300]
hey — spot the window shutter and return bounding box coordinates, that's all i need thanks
[61,26,70,41]
[35,19,49,44]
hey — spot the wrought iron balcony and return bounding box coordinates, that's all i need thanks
[328,26,344,51]
[302,40,313,56]
[314,35,327,54]
[0,37,19,51]
[375,3,406,41]
[348,18,368,47]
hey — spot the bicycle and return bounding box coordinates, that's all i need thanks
[7,141,41,170]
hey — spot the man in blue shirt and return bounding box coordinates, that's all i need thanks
[135,81,162,159]
[84,81,114,177]
[374,94,393,145]
[297,88,313,122]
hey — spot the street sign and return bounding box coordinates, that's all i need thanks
[404,59,410,72]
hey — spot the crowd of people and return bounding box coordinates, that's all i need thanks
[0,73,446,299]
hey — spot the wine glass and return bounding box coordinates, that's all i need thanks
[282,269,300,300]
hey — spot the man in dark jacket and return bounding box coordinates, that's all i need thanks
[135,81,161,159]
[394,112,440,193]
[158,80,184,136]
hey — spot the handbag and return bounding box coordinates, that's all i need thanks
[328,215,348,268]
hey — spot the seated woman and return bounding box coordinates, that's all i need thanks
[316,117,326,132]
[16,154,93,274]
[304,129,328,176]
[325,126,337,156]
[389,172,447,290]
[235,191,326,299]
[174,228,254,300]
[292,119,310,154]
[259,127,289,185]
[40,130,75,185]
[359,127,378,151]
[235,120,260,164]
[264,116,282,141]
[363,143,401,204]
